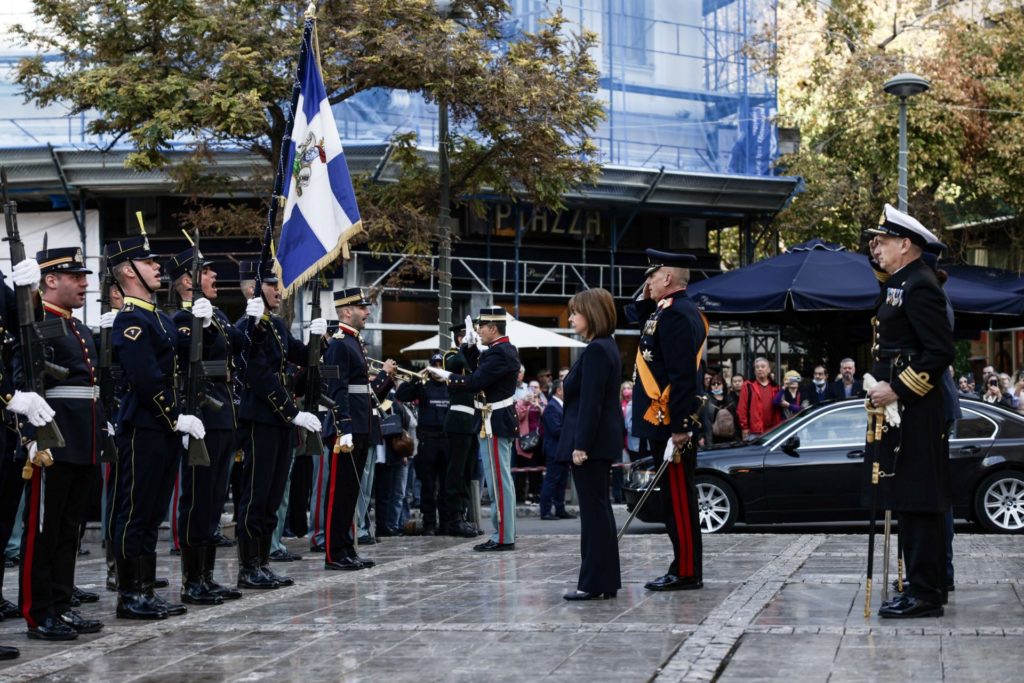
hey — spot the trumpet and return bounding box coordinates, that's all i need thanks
[367,357,428,381]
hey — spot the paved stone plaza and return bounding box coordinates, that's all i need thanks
[2,526,1023,682]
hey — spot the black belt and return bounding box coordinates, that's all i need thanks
[875,347,921,359]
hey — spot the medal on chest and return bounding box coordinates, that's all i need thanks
[885,287,904,307]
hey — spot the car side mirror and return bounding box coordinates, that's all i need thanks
[782,435,800,457]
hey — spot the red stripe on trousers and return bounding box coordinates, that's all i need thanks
[671,462,694,576]
[492,438,505,544]
[20,467,41,627]
[324,439,339,563]
[171,474,180,549]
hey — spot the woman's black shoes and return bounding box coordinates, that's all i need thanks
[563,590,616,601]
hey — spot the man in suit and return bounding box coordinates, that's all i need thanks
[804,365,830,407]
[538,380,571,520]
[827,358,864,400]
[631,249,708,592]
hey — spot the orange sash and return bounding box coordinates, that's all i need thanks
[635,309,709,427]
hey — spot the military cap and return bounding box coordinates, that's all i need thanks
[105,236,158,268]
[644,248,697,277]
[166,247,213,282]
[37,246,92,275]
[475,305,507,324]
[238,259,278,283]
[865,204,942,250]
[430,352,444,365]
[333,287,371,307]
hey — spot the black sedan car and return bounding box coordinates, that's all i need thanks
[623,398,1024,534]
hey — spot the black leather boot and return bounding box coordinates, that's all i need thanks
[115,558,166,620]
[180,547,222,606]
[142,554,187,616]
[105,544,118,592]
[203,545,241,600]
[236,536,278,589]
[259,535,293,587]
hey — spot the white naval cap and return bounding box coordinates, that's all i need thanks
[864,203,946,252]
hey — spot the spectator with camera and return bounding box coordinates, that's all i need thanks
[981,374,1015,409]
[702,374,737,445]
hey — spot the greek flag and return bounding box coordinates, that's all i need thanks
[276,25,361,295]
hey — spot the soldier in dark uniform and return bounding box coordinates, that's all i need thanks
[168,247,264,605]
[322,288,395,570]
[441,325,482,537]
[108,236,211,620]
[233,261,324,588]
[631,249,708,592]
[396,353,450,535]
[864,204,954,619]
[428,306,520,551]
[15,247,103,640]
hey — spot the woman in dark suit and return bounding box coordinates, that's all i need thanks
[558,288,623,600]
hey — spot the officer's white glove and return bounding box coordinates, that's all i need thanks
[11,258,41,290]
[292,411,322,433]
[309,317,327,337]
[462,315,479,346]
[105,421,115,436]
[192,297,214,328]
[99,311,117,329]
[6,391,55,427]
[425,366,452,381]
[338,433,354,450]
[174,414,206,440]
[245,296,265,319]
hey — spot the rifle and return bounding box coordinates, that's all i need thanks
[298,278,326,456]
[1,168,68,451]
[96,254,117,463]
[183,228,214,467]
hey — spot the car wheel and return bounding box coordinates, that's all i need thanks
[974,470,1024,534]
[695,475,738,534]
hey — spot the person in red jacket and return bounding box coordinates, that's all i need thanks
[738,357,781,439]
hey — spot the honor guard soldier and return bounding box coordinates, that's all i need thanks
[396,352,450,535]
[16,247,104,640]
[427,306,520,551]
[632,249,708,591]
[442,325,482,537]
[107,236,209,620]
[234,260,324,589]
[168,248,264,605]
[322,288,395,570]
[864,205,954,619]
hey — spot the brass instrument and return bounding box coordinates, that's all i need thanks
[366,357,427,381]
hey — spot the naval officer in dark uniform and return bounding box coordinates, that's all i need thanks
[322,287,395,570]
[631,249,708,592]
[441,325,481,537]
[864,204,954,619]
[427,306,520,551]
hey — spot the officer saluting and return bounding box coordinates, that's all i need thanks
[441,325,482,537]
[864,204,954,619]
[427,306,520,551]
[631,249,708,592]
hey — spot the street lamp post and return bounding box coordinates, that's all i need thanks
[435,0,454,350]
[883,73,930,212]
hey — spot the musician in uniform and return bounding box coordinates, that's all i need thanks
[322,288,395,570]
[428,306,520,551]
[864,205,954,619]
[631,249,708,591]
[441,325,481,537]
[234,261,324,588]
[168,247,263,605]
[16,247,104,639]
[396,353,450,535]
[107,236,208,620]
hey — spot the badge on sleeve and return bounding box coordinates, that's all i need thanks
[123,326,143,341]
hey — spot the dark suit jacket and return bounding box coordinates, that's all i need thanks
[826,378,864,401]
[556,336,623,463]
[541,398,563,461]
[802,382,830,407]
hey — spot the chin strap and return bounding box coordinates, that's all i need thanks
[128,260,156,297]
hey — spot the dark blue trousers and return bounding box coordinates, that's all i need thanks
[539,458,570,516]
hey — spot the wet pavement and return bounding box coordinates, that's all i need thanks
[2,526,1024,682]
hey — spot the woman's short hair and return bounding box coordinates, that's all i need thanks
[568,288,616,339]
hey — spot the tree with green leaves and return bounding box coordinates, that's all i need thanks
[14,0,604,260]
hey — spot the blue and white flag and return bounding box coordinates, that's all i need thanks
[276,25,361,296]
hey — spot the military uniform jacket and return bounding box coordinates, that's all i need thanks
[867,257,954,512]
[630,290,707,441]
[442,346,479,434]
[447,337,519,438]
[174,305,244,431]
[112,296,185,433]
[324,323,393,438]
[396,377,449,434]
[234,314,305,426]
[0,277,21,460]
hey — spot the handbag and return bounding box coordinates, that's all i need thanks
[391,430,415,458]
[517,430,541,453]
[381,411,404,437]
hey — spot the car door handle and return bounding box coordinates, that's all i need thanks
[846,449,865,459]
[958,445,981,455]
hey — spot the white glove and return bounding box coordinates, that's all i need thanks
[192,297,214,328]
[425,366,452,381]
[174,414,206,440]
[292,411,321,433]
[339,433,354,450]
[5,390,55,427]
[11,258,41,290]
[105,421,115,436]
[309,317,327,337]
[99,311,117,329]
[245,296,265,319]
[463,315,479,346]
[862,373,901,428]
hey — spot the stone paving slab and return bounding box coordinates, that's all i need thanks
[2,532,1024,681]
